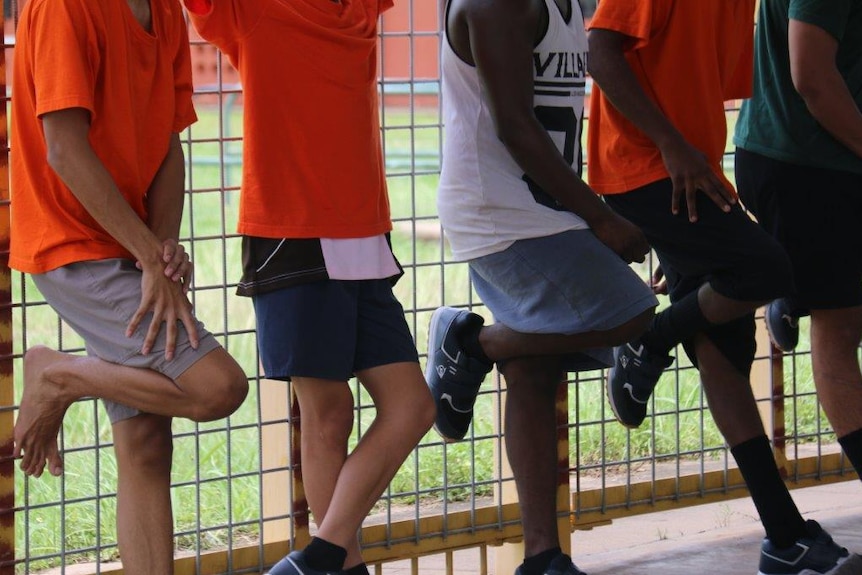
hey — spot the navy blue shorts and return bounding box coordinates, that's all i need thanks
[605,178,794,375]
[252,279,419,382]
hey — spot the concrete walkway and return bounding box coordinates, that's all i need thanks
[573,480,862,575]
[382,480,862,575]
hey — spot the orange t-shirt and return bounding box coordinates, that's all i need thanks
[9,0,197,274]
[185,0,394,239]
[586,0,755,195]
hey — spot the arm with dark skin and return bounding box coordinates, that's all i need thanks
[450,0,649,263]
[588,28,736,222]
[789,19,862,159]
[42,108,199,358]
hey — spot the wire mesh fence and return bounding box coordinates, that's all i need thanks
[0,1,857,574]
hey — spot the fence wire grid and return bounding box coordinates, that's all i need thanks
[0,1,857,574]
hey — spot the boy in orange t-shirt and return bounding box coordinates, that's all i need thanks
[183,1,435,574]
[586,1,855,572]
[10,0,248,572]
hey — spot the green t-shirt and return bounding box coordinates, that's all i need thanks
[734,0,862,174]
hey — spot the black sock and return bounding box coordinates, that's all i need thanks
[302,537,347,572]
[731,436,807,548]
[519,547,562,575]
[838,427,862,480]
[458,318,492,365]
[640,289,711,355]
[344,563,371,575]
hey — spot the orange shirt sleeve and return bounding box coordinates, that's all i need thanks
[29,0,98,120]
[588,0,672,51]
[183,0,262,50]
[172,6,198,132]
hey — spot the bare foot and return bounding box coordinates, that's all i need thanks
[15,346,76,477]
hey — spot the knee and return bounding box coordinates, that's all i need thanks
[114,416,173,477]
[299,395,353,451]
[192,363,249,422]
[610,308,655,346]
[501,357,563,397]
[748,242,794,298]
[383,382,435,441]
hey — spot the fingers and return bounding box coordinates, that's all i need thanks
[162,241,190,283]
[179,302,200,350]
[700,177,735,215]
[142,305,164,357]
[685,185,699,222]
[126,304,148,340]
[671,177,684,216]
[181,263,193,295]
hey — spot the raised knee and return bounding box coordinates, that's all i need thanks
[612,308,655,345]
[192,366,249,422]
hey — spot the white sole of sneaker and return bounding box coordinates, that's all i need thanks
[605,371,641,430]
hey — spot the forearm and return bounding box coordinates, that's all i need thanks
[588,31,686,152]
[798,73,862,159]
[52,147,164,267]
[146,133,186,241]
[789,19,862,160]
[500,118,614,224]
[43,111,164,268]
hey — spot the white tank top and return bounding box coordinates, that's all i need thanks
[438,0,590,261]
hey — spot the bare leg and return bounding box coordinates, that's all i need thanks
[113,414,174,575]
[480,309,653,362]
[501,356,565,557]
[697,284,767,326]
[810,307,862,437]
[292,377,364,568]
[15,345,247,476]
[314,362,434,549]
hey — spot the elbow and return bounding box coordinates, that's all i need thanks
[495,123,520,150]
[792,77,820,103]
[790,66,825,106]
[45,140,74,178]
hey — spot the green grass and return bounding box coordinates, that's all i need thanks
[11,105,832,572]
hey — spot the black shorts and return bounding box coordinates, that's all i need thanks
[605,178,794,375]
[735,147,862,312]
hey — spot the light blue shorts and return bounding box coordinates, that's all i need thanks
[468,230,657,371]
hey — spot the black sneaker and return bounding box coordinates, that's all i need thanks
[268,550,340,575]
[758,520,855,575]
[515,553,588,575]
[424,306,493,442]
[606,339,673,428]
[765,299,800,353]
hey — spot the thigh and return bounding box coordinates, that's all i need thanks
[605,179,791,302]
[468,230,656,334]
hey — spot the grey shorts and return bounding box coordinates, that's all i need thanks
[32,259,222,423]
[468,230,658,371]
